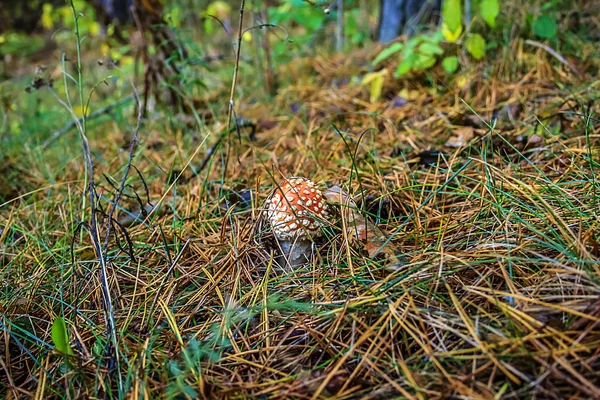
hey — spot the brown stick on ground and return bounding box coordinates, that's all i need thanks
[525,39,582,78]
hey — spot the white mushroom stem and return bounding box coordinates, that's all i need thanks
[277,239,313,269]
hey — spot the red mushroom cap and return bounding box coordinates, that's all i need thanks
[265,177,328,240]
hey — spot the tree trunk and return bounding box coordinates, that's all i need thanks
[378,0,441,42]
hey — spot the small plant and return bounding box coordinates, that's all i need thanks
[165,296,313,397]
[532,15,557,39]
[267,0,329,59]
[51,316,75,356]
[372,30,446,77]
[41,0,101,38]
[371,0,499,79]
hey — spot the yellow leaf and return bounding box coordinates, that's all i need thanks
[455,74,468,88]
[242,31,252,42]
[121,56,134,66]
[72,106,82,118]
[60,6,71,21]
[361,69,388,103]
[72,105,89,118]
[442,22,462,43]
[205,1,231,18]
[88,22,101,37]
[361,69,387,85]
[101,43,110,55]
[398,88,420,101]
[42,4,54,30]
[369,75,384,103]
[110,49,122,61]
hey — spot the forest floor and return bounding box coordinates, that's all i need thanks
[1,22,600,399]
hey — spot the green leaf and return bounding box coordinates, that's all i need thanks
[466,34,486,60]
[480,0,499,28]
[413,54,437,71]
[395,53,417,77]
[442,0,462,33]
[403,37,421,55]
[425,30,445,43]
[373,42,403,65]
[442,22,463,43]
[51,317,74,355]
[418,42,443,56]
[541,2,554,11]
[442,56,459,73]
[533,15,557,39]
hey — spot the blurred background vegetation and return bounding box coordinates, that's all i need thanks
[1,0,596,155]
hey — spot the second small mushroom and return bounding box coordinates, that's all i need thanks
[263,177,329,268]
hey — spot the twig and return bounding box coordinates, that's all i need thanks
[260,0,276,94]
[221,0,247,176]
[336,0,344,52]
[464,0,471,27]
[132,164,153,207]
[96,68,143,392]
[197,132,226,173]
[525,39,582,78]
[148,238,191,329]
[226,0,247,134]
[188,54,227,65]
[196,118,256,174]
[251,17,267,95]
[42,94,135,149]
[68,1,122,393]
[131,6,151,118]
[102,90,143,256]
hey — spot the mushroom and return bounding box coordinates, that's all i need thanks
[263,177,329,268]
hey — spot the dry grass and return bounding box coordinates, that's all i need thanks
[1,26,600,400]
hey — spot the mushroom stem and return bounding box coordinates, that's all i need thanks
[277,239,313,268]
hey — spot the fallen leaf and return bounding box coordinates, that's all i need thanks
[445,126,474,147]
[398,88,420,101]
[323,186,404,268]
[389,95,408,108]
[361,69,388,103]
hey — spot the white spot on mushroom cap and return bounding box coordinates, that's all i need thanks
[264,177,328,240]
